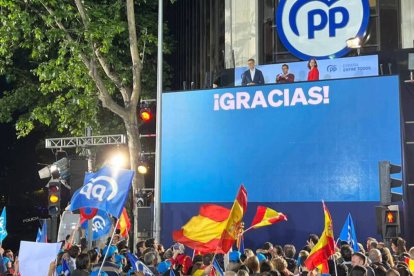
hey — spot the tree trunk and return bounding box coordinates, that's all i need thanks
[124,113,144,190]
[124,111,145,243]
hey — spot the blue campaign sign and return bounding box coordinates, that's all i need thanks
[234,55,378,86]
[161,76,401,203]
[276,0,370,60]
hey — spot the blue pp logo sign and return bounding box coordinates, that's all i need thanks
[276,0,370,60]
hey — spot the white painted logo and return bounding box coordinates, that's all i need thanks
[80,176,118,202]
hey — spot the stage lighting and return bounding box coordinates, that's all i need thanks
[346,37,361,49]
[108,152,128,168]
[38,157,70,180]
[137,162,148,174]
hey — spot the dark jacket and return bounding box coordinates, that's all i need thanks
[241,68,265,86]
[71,269,90,276]
[91,261,122,276]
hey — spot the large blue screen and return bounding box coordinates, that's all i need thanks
[161,76,401,203]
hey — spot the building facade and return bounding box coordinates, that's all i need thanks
[166,0,414,90]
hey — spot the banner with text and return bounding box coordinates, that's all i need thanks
[234,55,378,86]
[161,76,401,203]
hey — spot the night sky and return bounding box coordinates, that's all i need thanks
[0,122,52,251]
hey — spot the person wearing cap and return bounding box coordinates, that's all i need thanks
[157,260,172,275]
[227,251,242,272]
[90,245,122,276]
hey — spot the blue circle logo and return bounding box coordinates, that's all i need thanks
[276,0,370,60]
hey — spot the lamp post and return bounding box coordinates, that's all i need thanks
[153,0,163,243]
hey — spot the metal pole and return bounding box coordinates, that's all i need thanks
[86,127,94,249]
[153,0,163,242]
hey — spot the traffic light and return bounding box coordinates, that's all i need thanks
[139,101,154,123]
[47,180,61,216]
[378,161,402,206]
[376,205,400,241]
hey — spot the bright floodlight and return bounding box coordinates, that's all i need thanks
[137,162,148,174]
[109,152,128,168]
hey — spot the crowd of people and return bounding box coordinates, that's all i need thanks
[0,233,407,276]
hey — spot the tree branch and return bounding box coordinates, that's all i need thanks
[126,0,142,109]
[74,0,131,105]
[40,2,128,120]
[94,48,131,104]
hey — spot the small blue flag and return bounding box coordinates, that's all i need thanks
[62,258,70,276]
[69,166,134,218]
[81,209,112,241]
[239,235,245,253]
[35,228,42,242]
[39,220,48,243]
[0,207,7,243]
[127,252,154,275]
[213,258,224,276]
[338,213,359,252]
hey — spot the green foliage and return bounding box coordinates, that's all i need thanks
[0,0,172,137]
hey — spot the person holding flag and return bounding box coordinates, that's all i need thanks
[338,213,359,253]
[173,185,247,254]
[304,202,335,274]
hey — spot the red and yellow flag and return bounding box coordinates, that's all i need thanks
[248,206,287,230]
[405,258,414,273]
[173,185,248,254]
[304,202,335,274]
[173,204,231,253]
[218,185,248,253]
[117,208,131,237]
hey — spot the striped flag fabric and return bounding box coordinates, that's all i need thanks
[218,185,248,253]
[405,257,414,273]
[173,204,231,253]
[304,202,335,274]
[117,208,131,237]
[173,185,247,254]
[248,206,287,230]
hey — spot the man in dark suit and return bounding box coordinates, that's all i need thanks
[241,58,265,86]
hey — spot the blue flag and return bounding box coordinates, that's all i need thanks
[35,228,42,242]
[38,220,48,243]
[69,166,135,218]
[62,259,71,276]
[127,253,154,275]
[81,209,112,241]
[213,258,224,276]
[338,213,359,252]
[0,207,7,243]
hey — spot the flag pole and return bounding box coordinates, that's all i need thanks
[97,219,120,276]
[333,256,338,276]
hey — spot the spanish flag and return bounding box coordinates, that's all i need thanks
[218,185,248,253]
[405,257,414,273]
[173,185,248,254]
[117,208,131,237]
[247,206,287,230]
[304,202,335,274]
[173,204,231,253]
